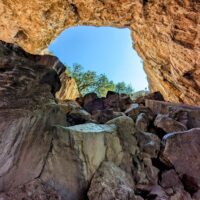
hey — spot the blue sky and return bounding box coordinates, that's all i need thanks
[49,26,148,91]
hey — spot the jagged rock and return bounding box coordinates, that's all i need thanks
[83,93,104,113]
[168,109,189,127]
[1,0,199,104]
[91,109,125,124]
[136,184,168,200]
[135,92,165,106]
[40,123,120,199]
[104,91,133,112]
[159,170,193,199]
[107,116,160,185]
[83,92,133,115]
[147,185,168,200]
[2,38,200,200]
[91,109,114,123]
[0,179,61,200]
[160,170,183,190]
[162,128,200,196]
[88,161,136,200]
[169,190,192,200]
[0,40,78,103]
[59,100,81,113]
[126,106,154,122]
[0,104,66,191]
[154,114,187,133]
[107,116,138,154]
[56,73,80,101]
[67,108,92,125]
[104,91,121,111]
[135,113,150,132]
[135,132,160,158]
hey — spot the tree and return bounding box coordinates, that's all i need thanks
[66,64,135,97]
[66,64,97,95]
[115,82,126,94]
[125,84,134,95]
[95,74,116,97]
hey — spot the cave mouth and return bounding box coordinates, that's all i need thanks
[48,26,149,96]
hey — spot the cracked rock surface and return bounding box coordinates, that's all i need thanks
[0,0,199,105]
[1,41,200,200]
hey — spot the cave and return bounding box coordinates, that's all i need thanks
[0,0,199,105]
[0,0,200,200]
[48,26,149,94]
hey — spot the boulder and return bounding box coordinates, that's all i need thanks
[67,108,92,125]
[154,114,187,133]
[107,116,160,185]
[135,91,165,105]
[88,161,136,200]
[160,170,183,190]
[40,123,118,199]
[135,113,150,132]
[126,106,154,122]
[162,128,200,195]
[135,132,160,158]
[84,97,104,114]
[104,91,120,111]
[0,104,66,191]
[169,109,189,128]
[91,109,124,124]
[107,116,138,155]
[146,100,200,129]
[136,184,168,200]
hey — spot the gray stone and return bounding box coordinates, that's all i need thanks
[88,162,136,200]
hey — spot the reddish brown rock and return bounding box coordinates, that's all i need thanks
[162,128,200,194]
[0,180,61,200]
[83,93,104,113]
[66,108,92,125]
[154,114,187,133]
[135,92,165,106]
[91,109,124,124]
[126,106,154,122]
[146,100,200,129]
[160,170,183,189]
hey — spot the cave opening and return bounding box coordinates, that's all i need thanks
[48,26,149,97]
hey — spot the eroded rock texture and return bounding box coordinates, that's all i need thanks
[56,73,80,101]
[1,41,200,200]
[0,0,199,105]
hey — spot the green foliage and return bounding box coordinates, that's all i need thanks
[115,82,126,94]
[95,74,116,97]
[66,64,134,97]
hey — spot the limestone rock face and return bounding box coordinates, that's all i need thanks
[56,73,80,101]
[0,0,199,105]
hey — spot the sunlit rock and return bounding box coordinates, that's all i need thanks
[0,0,199,104]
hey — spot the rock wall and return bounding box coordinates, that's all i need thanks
[1,41,200,200]
[0,0,199,105]
[56,73,80,101]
